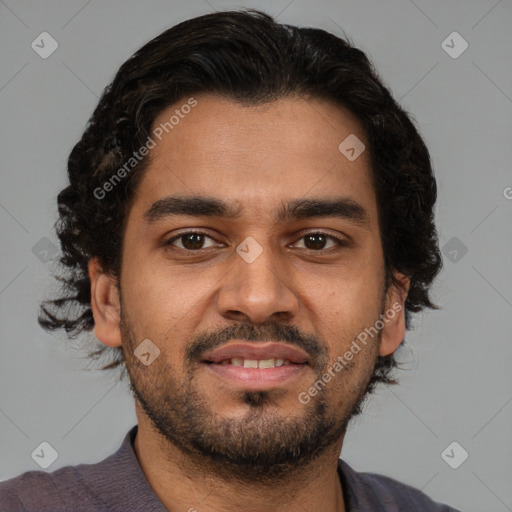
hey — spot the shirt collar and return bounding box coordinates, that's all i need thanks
[108,425,361,511]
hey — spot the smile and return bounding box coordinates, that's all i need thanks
[214,358,294,368]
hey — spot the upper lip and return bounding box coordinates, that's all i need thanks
[202,341,310,364]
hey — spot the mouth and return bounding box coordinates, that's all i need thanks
[200,341,311,390]
[210,357,295,368]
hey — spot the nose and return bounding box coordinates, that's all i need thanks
[217,239,299,325]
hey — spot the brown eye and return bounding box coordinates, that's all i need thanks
[304,233,328,250]
[180,233,206,250]
[294,232,345,251]
[166,231,219,251]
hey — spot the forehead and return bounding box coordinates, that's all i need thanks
[131,93,376,222]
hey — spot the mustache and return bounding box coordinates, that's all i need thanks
[185,322,328,370]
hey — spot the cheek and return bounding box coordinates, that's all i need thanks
[120,260,219,349]
[307,266,384,355]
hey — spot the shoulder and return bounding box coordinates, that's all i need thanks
[0,465,99,512]
[0,428,138,512]
[338,459,462,511]
[0,426,165,512]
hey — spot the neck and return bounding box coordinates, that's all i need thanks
[134,412,346,512]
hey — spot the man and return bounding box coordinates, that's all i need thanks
[0,9,461,512]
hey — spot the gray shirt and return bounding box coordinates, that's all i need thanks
[0,425,461,511]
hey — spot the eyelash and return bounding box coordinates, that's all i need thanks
[165,230,347,253]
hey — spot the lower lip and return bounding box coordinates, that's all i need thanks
[202,362,308,390]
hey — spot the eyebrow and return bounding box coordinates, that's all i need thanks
[144,195,371,228]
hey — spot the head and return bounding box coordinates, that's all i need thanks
[40,9,441,480]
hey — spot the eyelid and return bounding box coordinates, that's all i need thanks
[291,227,349,240]
[165,229,221,248]
[289,230,348,250]
[164,228,348,252]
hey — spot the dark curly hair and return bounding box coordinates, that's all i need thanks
[39,9,442,387]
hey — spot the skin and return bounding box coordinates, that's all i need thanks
[89,93,409,512]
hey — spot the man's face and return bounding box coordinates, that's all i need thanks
[92,94,407,479]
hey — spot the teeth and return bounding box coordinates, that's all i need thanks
[218,358,293,368]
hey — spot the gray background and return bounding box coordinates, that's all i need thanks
[1,0,511,510]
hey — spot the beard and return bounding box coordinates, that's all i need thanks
[120,310,382,483]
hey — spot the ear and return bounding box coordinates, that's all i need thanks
[88,257,122,348]
[379,272,410,357]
